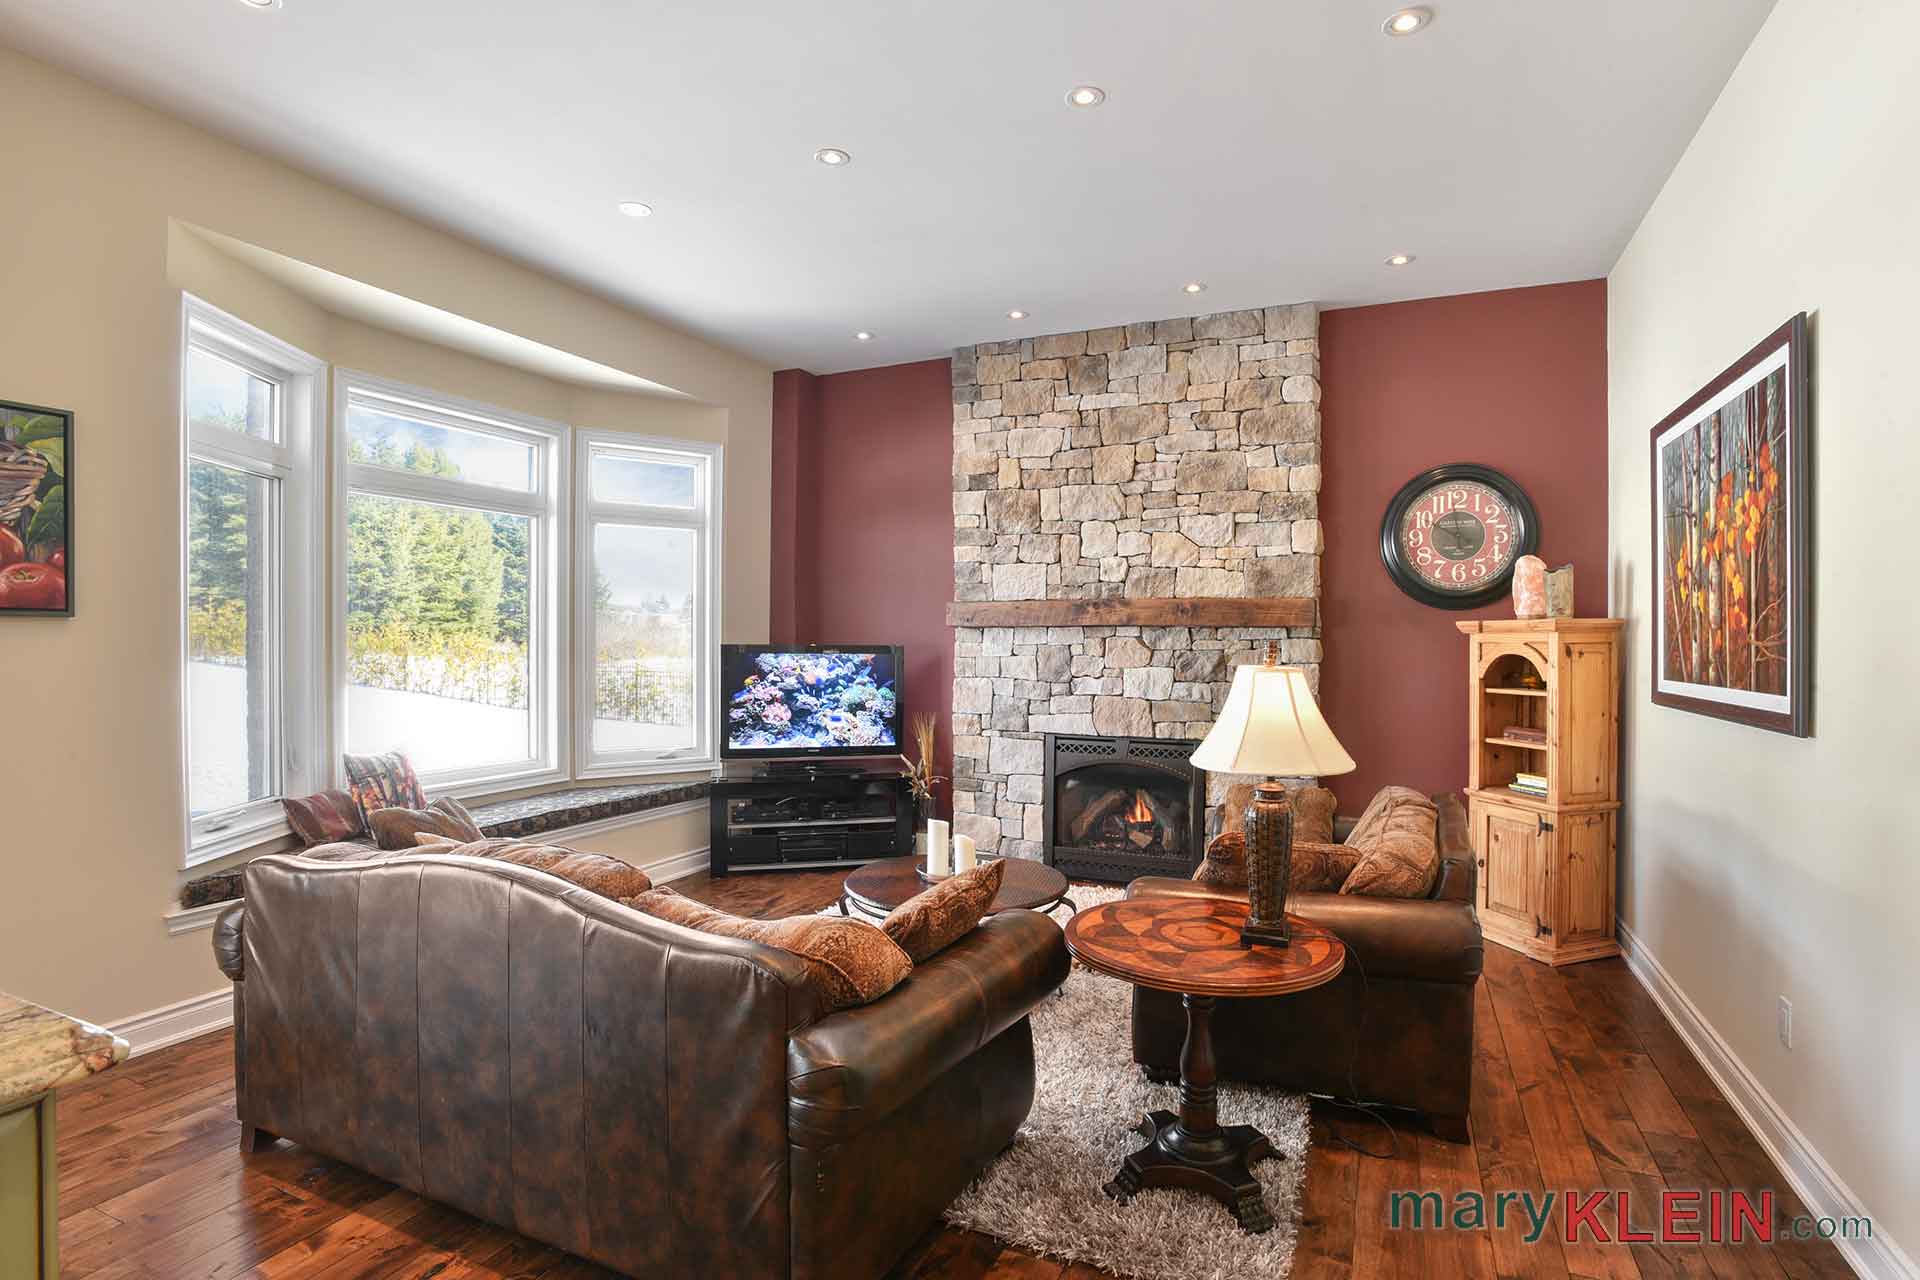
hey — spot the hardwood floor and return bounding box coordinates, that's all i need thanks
[55,869,1853,1279]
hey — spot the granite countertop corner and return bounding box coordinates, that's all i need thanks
[1,992,130,1109]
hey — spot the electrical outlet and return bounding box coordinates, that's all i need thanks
[1778,997,1793,1050]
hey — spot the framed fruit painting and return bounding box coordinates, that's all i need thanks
[1379,463,1539,609]
[0,400,71,617]
[1650,313,1809,737]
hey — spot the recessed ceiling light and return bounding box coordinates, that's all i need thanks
[1385,253,1416,266]
[1065,85,1107,108]
[854,331,874,341]
[1383,6,1432,36]
[814,147,852,167]
[238,0,281,8]
[1007,309,1028,321]
[1183,282,1207,294]
[616,201,653,218]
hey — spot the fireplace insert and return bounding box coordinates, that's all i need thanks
[1043,734,1207,884]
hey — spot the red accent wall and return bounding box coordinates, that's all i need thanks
[1318,280,1609,810]
[773,280,1608,820]
[770,360,956,814]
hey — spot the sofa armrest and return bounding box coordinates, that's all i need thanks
[1282,891,1482,984]
[213,903,247,981]
[1126,875,1248,905]
[786,910,1068,1147]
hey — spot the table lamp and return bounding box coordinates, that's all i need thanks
[1189,643,1356,948]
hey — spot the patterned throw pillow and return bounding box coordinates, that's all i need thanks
[280,789,367,847]
[1340,790,1441,898]
[341,751,426,827]
[1192,832,1357,893]
[1216,782,1337,845]
[406,837,654,900]
[624,888,912,1012]
[880,859,1005,962]
[1193,830,1249,889]
[367,796,485,850]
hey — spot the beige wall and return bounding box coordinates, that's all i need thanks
[1607,0,1919,1257]
[0,44,770,1026]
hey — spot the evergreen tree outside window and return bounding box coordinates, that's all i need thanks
[335,372,568,792]
[182,298,326,865]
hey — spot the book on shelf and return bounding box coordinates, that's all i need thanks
[1515,772,1547,787]
[1502,725,1548,744]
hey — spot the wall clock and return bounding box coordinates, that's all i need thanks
[1379,464,1539,609]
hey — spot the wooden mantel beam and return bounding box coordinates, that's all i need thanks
[944,596,1316,629]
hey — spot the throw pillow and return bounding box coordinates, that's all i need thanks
[280,789,367,847]
[880,859,1005,962]
[1192,832,1360,893]
[342,751,426,826]
[1343,784,1430,850]
[367,796,485,851]
[1216,781,1337,844]
[625,888,911,1012]
[1340,790,1441,899]
[406,837,654,900]
[1193,830,1248,889]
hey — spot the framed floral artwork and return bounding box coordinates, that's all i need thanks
[1649,314,1809,736]
[0,400,71,617]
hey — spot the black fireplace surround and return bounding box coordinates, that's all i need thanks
[1043,734,1207,884]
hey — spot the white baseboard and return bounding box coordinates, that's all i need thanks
[1617,919,1916,1280]
[108,987,233,1058]
[641,844,709,884]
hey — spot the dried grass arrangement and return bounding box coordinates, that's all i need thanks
[899,711,947,809]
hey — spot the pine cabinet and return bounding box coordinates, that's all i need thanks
[1459,619,1623,965]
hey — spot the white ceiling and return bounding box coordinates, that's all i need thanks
[1,0,1773,375]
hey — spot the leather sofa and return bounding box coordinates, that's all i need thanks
[1126,792,1482,1141]
[213,851,1068,1279]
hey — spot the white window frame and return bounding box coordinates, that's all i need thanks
[180,296,327,867]
[574,430,722,777]
[332,369,571,797]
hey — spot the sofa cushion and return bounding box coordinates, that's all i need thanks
[880,859,1005,962]
[280,789,367,847]
[368,796,484,850]
[409,837,654,900]
[1340,790,1441,898]
[342,750,427,825]
[1193,830,1249,890]
[625,888,911,1012]
[1217,782,1337,845]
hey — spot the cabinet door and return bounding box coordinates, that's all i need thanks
[1553,811,1615,948]
[1474,801,1544,940]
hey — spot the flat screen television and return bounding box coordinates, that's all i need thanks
[719,644,904,759]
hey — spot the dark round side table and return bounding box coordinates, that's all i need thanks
[1064,895,1345,1233]
[839,855,1076,919]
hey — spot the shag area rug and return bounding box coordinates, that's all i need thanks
[941,885,1311,1280]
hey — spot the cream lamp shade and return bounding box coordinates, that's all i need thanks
[1189,663,1356,777]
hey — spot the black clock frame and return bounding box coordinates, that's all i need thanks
[1379,463,1540,609]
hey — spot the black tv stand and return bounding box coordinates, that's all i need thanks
[709,765,912,877]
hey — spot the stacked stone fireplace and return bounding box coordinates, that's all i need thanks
[950,304,1325,860]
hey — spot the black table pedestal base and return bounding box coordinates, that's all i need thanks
[1103,1109,1280,1232]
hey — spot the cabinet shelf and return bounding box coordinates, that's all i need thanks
[1485,736,1548,751]
[1486,687,1548,697]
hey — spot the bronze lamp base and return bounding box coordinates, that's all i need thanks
[1240,779,1293,948]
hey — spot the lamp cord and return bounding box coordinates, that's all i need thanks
[1306,938,1402,1160]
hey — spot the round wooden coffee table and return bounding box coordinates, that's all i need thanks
[839,856,1076,919]
[1064,896,1345,1233]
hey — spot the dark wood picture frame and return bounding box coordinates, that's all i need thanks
[1648,313,1810,737]
[0,398,73,618]
[1378,462,1540,609]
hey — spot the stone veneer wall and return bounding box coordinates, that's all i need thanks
[950,304,1325,857]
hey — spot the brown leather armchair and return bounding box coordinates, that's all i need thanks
[1126,792,1482,1141]
[213,852,1067,1279]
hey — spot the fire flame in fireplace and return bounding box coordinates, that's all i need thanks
[1125,791,1155,824]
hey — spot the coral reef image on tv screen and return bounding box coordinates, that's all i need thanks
[724,650,899,751]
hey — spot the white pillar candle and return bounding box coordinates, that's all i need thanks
[953,833,977,873]
[926,819,951,877]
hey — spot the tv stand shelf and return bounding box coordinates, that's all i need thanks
[708,767,913,877]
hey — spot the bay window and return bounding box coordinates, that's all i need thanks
[335,372,568,793]
[576,431,720,774]
[181,298,325,865]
